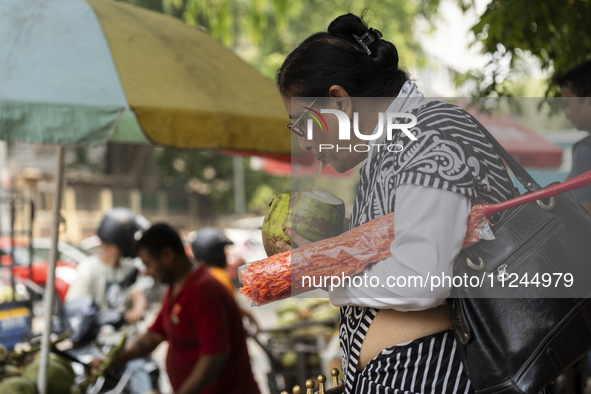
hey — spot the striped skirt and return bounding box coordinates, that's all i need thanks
[352,330,473,394]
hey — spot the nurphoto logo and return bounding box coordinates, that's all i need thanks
[304,108,418,153]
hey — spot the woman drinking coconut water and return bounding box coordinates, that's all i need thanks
[276,13,515,394]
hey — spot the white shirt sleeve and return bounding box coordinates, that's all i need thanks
[65,258,93,302]
[329,184,471,311]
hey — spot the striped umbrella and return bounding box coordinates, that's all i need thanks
[0,1,292,392]
[0,0,290,153]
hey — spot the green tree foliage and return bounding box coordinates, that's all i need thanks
[118,0,164,11]
[463,0,591,97]
[156,148,292,215]
[118,0,439,215]
[162,0,439,79]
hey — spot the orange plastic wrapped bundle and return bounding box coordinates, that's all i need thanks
[240,209,494,306]
[240,170,591,306]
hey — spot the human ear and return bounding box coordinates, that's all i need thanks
[161,247,175,265]
[328,85,353,118]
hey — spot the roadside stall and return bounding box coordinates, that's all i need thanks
[0,0,292,392]
[250,298,340,393]
[0,196,34,352]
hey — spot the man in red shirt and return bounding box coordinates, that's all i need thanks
[107,223,260,394]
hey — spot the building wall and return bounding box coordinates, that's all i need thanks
[30,186,223,244]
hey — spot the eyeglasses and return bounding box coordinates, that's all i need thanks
[286,99,317,137]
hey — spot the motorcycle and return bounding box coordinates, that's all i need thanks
[47,267,162,394]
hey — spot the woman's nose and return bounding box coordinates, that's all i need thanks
[564,106,575,123]
[298,136,313,151]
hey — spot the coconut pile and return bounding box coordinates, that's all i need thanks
[0,342,78,394]
[0,329,126,393]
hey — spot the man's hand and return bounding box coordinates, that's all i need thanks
[126,290,148,323]
[94,330,164,376]
[125,308,143,324]
[89,357,104,374]
[88,356,126,380]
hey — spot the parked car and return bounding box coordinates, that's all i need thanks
[0,238,82,301]
[78,235,102,257]
[31,238,90,265]
[0,269,32,349]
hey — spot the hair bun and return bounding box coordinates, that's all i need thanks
[328,13,399,69]
[327,13,368,37]
[372,39,399,70]
[277,12,409,98]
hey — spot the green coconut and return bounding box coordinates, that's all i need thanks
[2,364,23,378]
[0,377,37,394]
[70,386,82,394]
[23,358,73,393]
[307,353,321,367]
[275,299,301,316]
[30,353,75,382]
[309,304,339,322]
[280,351,298,368]
[49,354,75,382]
[278,310,301,327]
[262,191,345,256]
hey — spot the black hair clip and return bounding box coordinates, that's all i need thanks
[352,28,383,56]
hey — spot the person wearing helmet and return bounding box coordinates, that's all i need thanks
[191,228,235,293]
[66,208,150,323]
[191,227,259,334]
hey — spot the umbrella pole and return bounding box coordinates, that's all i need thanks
[233,156,246,215]
[38,145,65,394]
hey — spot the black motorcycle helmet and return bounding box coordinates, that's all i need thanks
[97,208,150,258]
[191,228,233,268]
